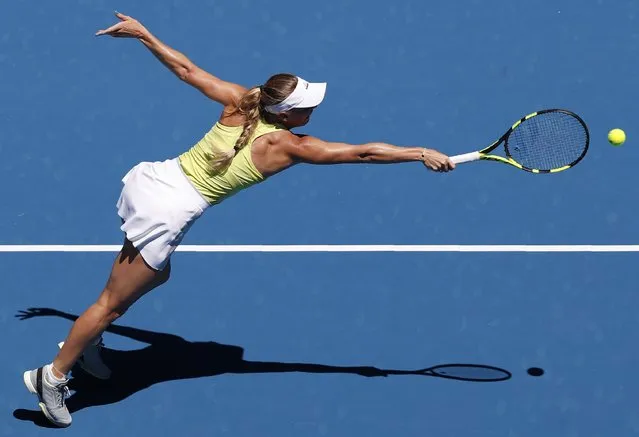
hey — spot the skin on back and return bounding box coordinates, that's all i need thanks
[218,101,310,178]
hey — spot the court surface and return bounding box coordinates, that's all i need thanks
[2,1,639,436]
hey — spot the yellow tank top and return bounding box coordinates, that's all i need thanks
[178,118,285,205]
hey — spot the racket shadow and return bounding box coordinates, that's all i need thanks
[13,307,511,427]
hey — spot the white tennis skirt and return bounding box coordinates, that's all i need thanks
[116,158,210,271]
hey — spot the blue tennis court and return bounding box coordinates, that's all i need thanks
[2,1,639,436]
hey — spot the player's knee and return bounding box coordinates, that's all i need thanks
[96,289,132,322]
[107,307,126,322]
[101,299,128,321]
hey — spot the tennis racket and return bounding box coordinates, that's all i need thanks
[384,363,511,382]
[450,109,589,173]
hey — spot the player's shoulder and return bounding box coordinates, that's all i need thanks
[265,129,303,148]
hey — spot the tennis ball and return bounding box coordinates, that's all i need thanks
[608,128,626,146]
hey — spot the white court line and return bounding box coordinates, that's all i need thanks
[0,245,637,252]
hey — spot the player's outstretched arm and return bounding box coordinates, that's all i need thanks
[96,12,246,107]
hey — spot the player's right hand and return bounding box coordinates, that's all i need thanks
[422,149,455,172]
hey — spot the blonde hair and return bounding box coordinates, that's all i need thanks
[208,73,298,174]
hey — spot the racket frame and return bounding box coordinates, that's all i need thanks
[450,109,589,173]
[421,363,512,382]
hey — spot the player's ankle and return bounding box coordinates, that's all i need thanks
[50,363,67,380]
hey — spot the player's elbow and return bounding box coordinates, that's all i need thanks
[353,145,381,162]
[329,146,374,164]
[355,151,375,162]
[177,65,195,82]
[318,149,369,164]
[177,61,201,83]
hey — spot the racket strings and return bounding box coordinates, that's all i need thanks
[506,112,588,171]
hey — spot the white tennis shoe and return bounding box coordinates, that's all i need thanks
[23,365,72,427]
[58,336,112,380]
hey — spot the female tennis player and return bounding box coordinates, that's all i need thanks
[23,12,454,427]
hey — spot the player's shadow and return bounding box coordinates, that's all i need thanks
[13,307,512,428]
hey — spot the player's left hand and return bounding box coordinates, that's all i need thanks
[96,12,149,39]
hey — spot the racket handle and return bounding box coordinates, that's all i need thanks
[450,152,481,164]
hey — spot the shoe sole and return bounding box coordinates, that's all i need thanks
[23,370,71,428]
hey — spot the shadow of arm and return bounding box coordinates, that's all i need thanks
[16,307,183,345]
[234,361,389,377]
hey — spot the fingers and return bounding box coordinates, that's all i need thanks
[436,157,455,172]
[424,158,455,172]
[441,158,455,172]
[421,149,455,173]
[433,161,451,172]
[95,12,133,36]
[96,22,121,36]
[115,11,132,21]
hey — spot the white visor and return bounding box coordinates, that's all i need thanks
[264,76,327,114]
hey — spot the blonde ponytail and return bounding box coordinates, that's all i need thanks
[208,86,263,174]
[208,74,298,174]
[235,86,263,151]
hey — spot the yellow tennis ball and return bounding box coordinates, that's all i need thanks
[608,128,626,146]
